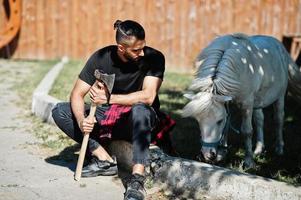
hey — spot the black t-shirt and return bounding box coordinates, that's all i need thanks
[79,45,165,110]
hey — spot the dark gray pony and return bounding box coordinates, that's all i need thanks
[183,33,301,168]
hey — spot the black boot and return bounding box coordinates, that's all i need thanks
[124,173,146,200]
[81,156,118,177]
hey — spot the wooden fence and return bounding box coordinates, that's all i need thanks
[1,0,301,69]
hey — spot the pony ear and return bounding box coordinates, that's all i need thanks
[213,95,232,103]
[183,91,195,100]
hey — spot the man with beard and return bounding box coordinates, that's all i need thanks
[52,20,168,200]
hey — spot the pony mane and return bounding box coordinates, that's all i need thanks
[184,34,249,118]
[189,77,214,92]
[191,34,248,97]
[182,92,219,117]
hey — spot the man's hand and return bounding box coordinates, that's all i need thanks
[79,116,97,134]
[89,81,108,105]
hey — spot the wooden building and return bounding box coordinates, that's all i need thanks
[1,0,301,70]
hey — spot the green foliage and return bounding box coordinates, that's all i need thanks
[49,60,84,101]
[13,59,58,107]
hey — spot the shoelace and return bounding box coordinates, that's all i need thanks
[90,157,110,168]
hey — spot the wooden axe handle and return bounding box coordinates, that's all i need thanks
[74,103,97,181]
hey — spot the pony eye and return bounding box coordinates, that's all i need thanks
[217,119,223,125]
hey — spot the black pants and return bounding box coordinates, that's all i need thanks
[52,102,158,165]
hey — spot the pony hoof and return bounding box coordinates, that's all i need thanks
[216,149,227,162]
[275,147,284,155]
[254,143,265,156]
[243,158,256,169]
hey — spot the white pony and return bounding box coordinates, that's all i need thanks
[183,34,301,168]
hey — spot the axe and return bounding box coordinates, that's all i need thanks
[74,70,115,181]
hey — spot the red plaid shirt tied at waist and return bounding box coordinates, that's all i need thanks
[98,104,175,145]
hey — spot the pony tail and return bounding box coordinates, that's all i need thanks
[114,20,122,30]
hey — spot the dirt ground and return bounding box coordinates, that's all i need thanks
[0,61,127,200]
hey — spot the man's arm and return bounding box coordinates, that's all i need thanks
[70,79,95,133]
[90,76,162,106]
[111,76,162,106]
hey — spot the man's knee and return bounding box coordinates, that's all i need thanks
[52,102,83,143]
[132,103,154,118]
[52,102,71,123]
[131,103,157,128]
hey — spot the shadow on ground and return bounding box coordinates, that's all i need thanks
[44,142,131,187]
[44,144,80,172]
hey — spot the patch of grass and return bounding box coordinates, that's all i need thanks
[145,177,154,189]
[147,189,173,200]
[50,60,84,101]
[271,169,301,186]
[7,59,76,157]
[13,60,58,107]
[25,107,76,157]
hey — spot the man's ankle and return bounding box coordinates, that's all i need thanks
[124,173,146,200]
[132,163,145,175]
[94,155,114,163]
[91,146,113,161]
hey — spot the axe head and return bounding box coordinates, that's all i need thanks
[94,70,115,94]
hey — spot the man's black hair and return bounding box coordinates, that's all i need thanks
[114,20,145,44]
